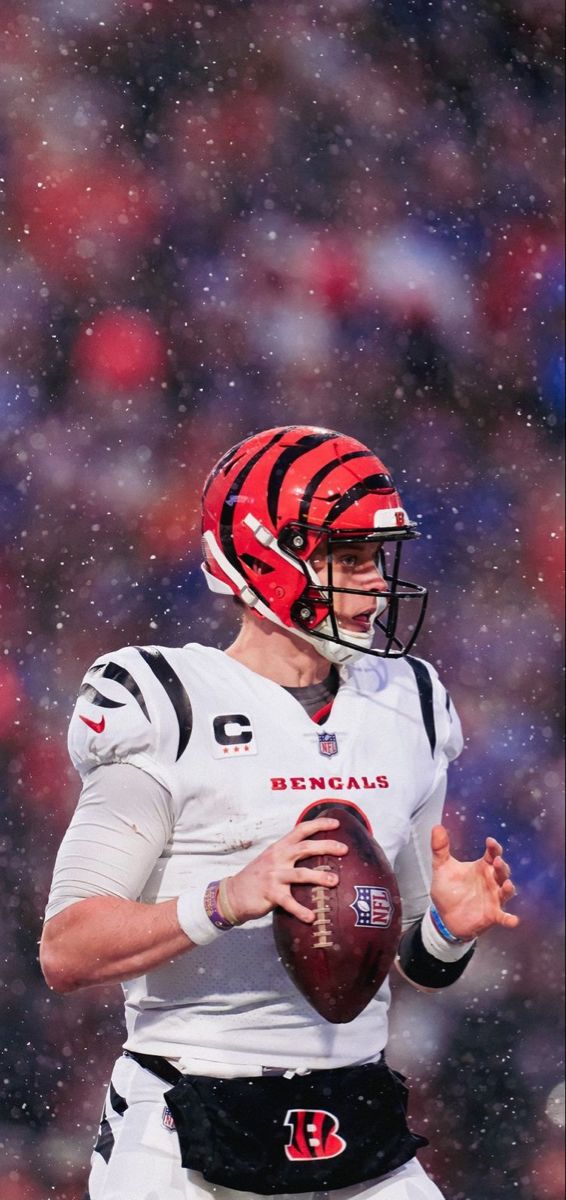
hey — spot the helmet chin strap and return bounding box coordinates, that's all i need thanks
[297,627,366,666]
[296,561,387,665]
[301,597,387,666]
[201,531,387,666]
[280,617,365,666]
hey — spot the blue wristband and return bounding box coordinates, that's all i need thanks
[429,904,466,945]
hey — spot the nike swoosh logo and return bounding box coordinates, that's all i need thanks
[80,715,106,734]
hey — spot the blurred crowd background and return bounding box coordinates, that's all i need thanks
[0,0,564,1197]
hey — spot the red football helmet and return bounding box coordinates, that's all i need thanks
[201,426,427,662]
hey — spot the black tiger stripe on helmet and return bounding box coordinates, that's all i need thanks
[219,429,342,598]
[297,449,373,526]
[202,438,248,501]
[265,430,338,526]
[325,474,405,529]
[201,425,427,661]
[218,428,286,573]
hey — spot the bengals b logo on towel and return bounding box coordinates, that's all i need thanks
[284,1109,347,1161]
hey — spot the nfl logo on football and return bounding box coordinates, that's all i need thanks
[351,886,393,929]
[318,731,338,757]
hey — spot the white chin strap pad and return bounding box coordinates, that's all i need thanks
[201,531,387,665]
[201,562,234,595]
[305,597,387,666]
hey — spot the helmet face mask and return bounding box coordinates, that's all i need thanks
[201,426,428,663]
[279,527,428,660]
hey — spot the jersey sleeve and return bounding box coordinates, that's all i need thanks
[394,776,447,928]
[405,655,464,802]
[394,660,464,925]
[45,763,173,920]
[438,682,463,765]
[67,645,175,793]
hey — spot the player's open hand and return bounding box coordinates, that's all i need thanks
[430,826,519,941]
[221,818,347,925]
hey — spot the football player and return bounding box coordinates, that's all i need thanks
[41,426,518,1200]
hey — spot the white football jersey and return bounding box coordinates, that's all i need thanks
[62,643,463,1072]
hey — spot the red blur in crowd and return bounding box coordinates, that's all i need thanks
[13,159,161,289]
[73,310,168,391]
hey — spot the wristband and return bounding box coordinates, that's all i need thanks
[177,879,233,946]
[204,880,234,931]
[429,904,466,944]
[421,906,476,963]
[397,919,476,988]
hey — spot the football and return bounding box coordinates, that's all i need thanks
[272,803,402,1023]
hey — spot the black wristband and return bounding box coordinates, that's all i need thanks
[398,919,476,989]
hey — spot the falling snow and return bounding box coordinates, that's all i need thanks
[0,2,564,1198]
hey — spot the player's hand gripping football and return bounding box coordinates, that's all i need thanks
[221,817,347,925]
[430,826,519,940]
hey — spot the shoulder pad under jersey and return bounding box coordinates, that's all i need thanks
[404,654,463,764]
[68,645,194,789]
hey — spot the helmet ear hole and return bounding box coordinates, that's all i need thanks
[279,526,307,553]
[291,599,315,625]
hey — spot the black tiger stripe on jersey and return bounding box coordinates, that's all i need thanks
[109,1083,128,1116]
[138,649,193,761]
[406,656,436,757]
[79,682,126,709]
[101,662,150,722]
[298,449,373,526]
[266,431,337,527]
[93,1086,128,1166]
[79,662,150,720]
[219,428,286,570]
[325,474,396,527]
[93,1113,114,1164]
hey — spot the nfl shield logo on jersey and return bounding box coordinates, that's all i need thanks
[318,731,338,757]
[162,1106,176,1131]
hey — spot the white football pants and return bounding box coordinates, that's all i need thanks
[87,1056,445,1200]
